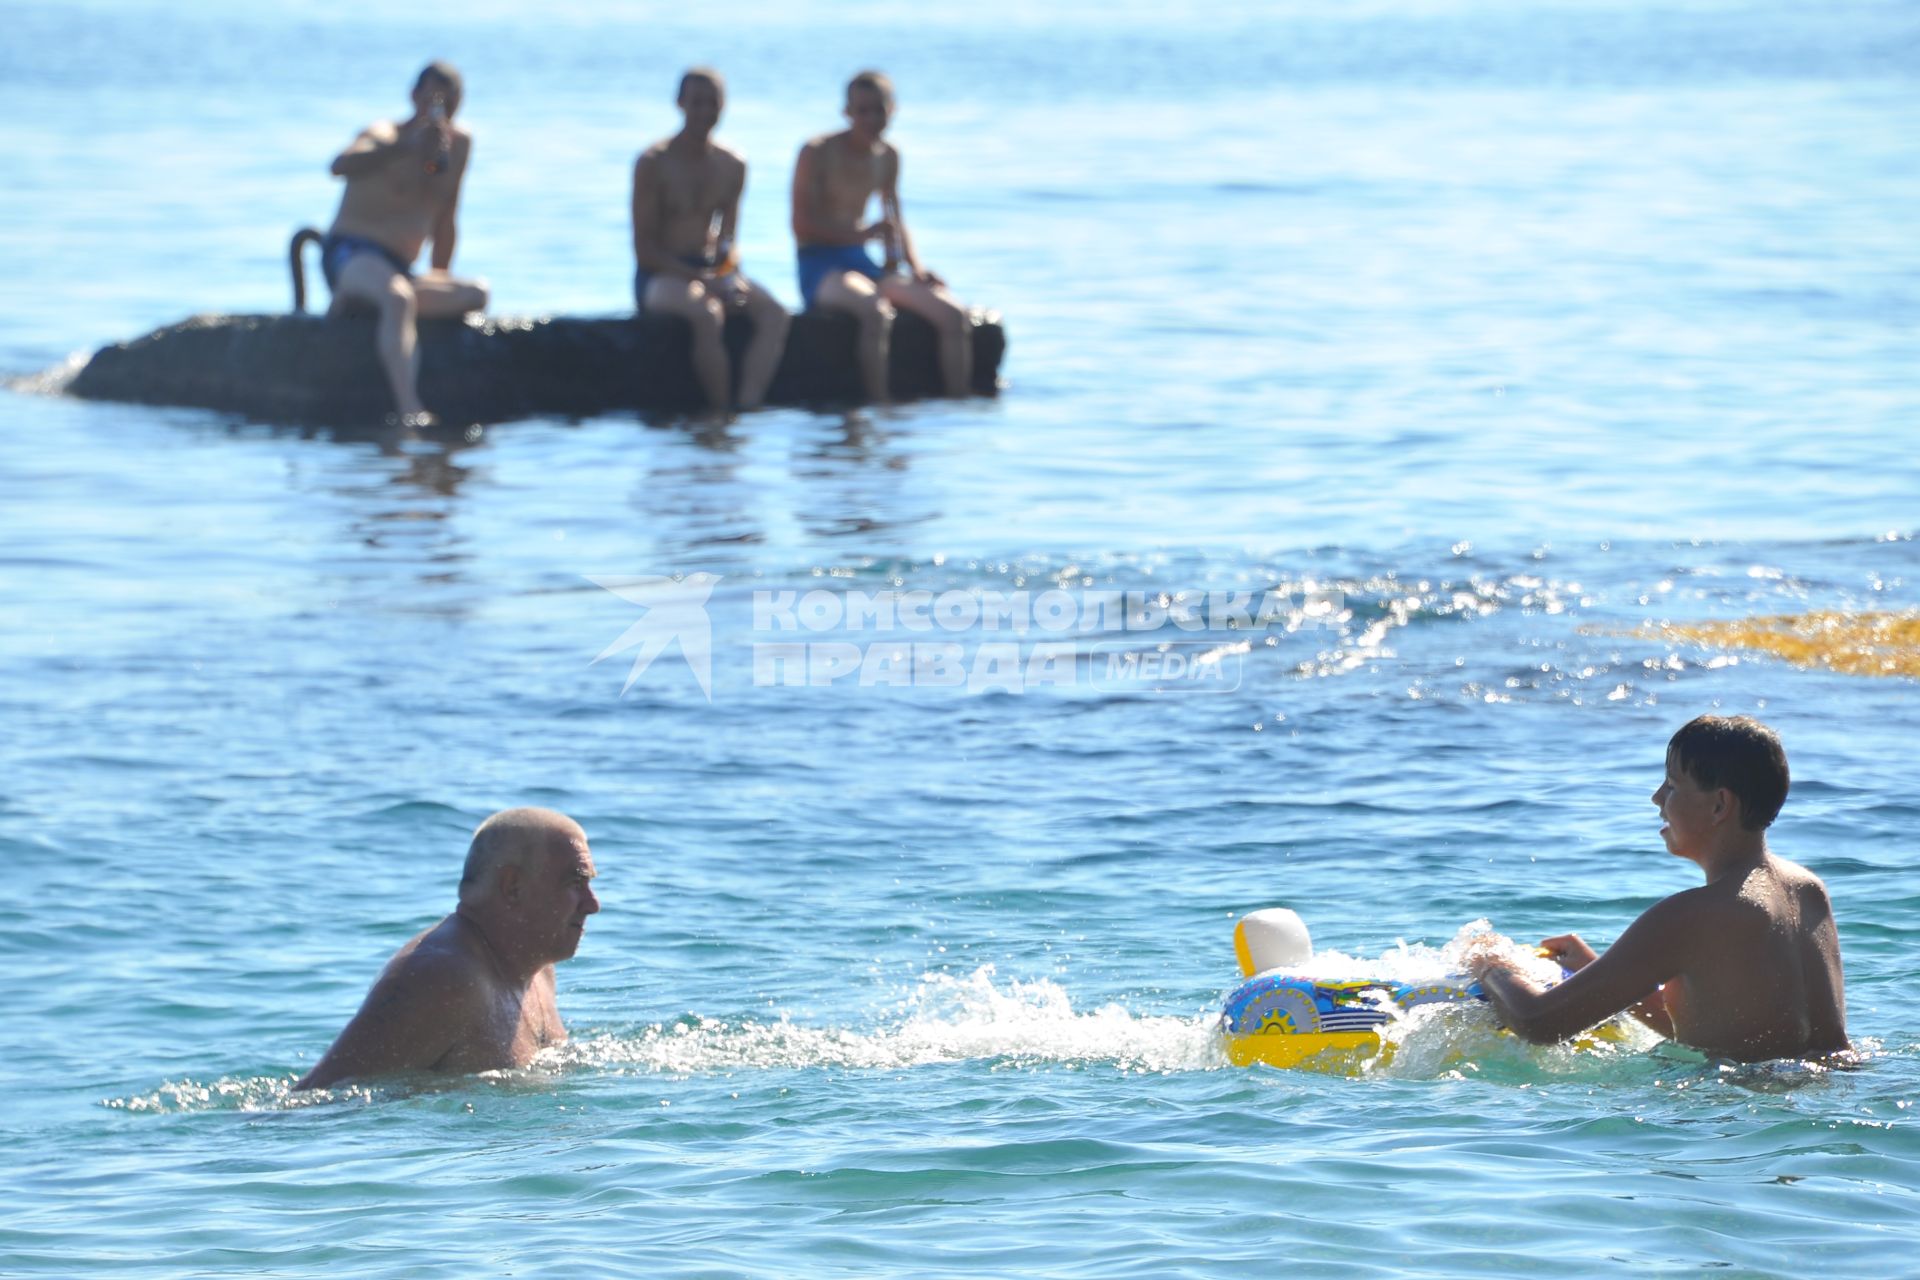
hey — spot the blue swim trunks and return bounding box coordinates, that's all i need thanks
[634,253,720,313]
[320,233,415,292]
[797,244,886,310]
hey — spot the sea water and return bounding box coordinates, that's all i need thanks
[2,0,1918,1275]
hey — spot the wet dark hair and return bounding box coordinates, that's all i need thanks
[678,66,725,101]
[1668,715,1789,831]
[847,69,895,109]
[415,60,463,103]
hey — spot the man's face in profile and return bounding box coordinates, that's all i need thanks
[521,835,601,962]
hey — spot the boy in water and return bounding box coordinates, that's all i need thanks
[1468,715,1849,1062]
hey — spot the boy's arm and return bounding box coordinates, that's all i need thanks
[789,142,841,246]
[1541,932,1673,1036]
[878,149,934,282]
[717,157,744,269]
[631,152,687,278]
[1473,898,1694,1044]
[331,123,405,178]
[429,132,470,273]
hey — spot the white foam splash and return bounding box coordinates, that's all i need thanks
[559,965,1226,1076]
[1298,918,1565,988]
[105,1068,550,1113]
[104,1074,323,1113]
[5,353,88,396]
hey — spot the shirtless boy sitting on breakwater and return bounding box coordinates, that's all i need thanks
[632,68,791,413]
[295,808,599,1089]
[791,70,973,403]
[322,61,489,427]
[1468,715,1848,1063]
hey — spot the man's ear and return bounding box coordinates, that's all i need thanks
[497,861,522,905]
[1710,787,1736,826]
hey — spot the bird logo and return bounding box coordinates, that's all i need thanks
[587,572,721,701]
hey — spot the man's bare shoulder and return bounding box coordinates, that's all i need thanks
[715,142,748,174]
[637,138,673,167]
[294,918,492,1088]
[346,940,489,1055]
[379,917,489,996]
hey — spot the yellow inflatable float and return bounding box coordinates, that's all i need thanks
[1219,909,1492,1070]
[1217,908,1637,1071]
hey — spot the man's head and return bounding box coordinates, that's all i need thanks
[412,60,464,117]
[844,70,894,141]
[1655,716,1789,853]
[459,807,599,962]
[677,67,726,134]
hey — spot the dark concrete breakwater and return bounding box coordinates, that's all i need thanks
[67,309,1005,425]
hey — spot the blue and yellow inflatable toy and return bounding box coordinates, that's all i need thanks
[1221,908,1489,1070]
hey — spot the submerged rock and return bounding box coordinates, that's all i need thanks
[67,309,1006,425]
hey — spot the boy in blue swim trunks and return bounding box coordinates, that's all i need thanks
[632,68,790,414]
[1467,715,1850,1063]
[322,61,489,426]
[791,71,973,403]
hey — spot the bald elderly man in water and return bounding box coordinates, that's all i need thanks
[295,808,600,1090]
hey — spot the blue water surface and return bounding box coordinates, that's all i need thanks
[2,1,1918,1276]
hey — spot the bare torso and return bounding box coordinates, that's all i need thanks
[795,131,894,247]
[329,120,472,263]
[634,138,744,262]
[1475,851,1849,1064]
[1659,855,1848,1060]
[295,913,564,1089]
[402,915,563,1073]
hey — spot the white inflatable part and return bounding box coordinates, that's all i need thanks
[1234,908,1313,976]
